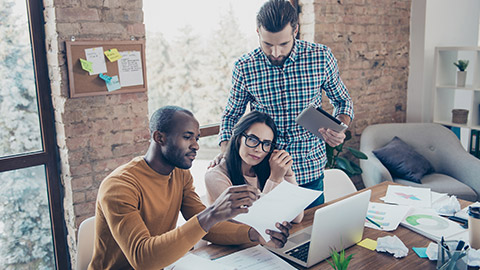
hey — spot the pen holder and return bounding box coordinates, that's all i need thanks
[436,240,467,270]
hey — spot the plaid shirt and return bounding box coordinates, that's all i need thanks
[219,40,354,185]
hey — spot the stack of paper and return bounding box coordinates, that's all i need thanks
[365,202,411,231]
[400,208,466,242]
[383,185,432,208]
[215,245,296,270]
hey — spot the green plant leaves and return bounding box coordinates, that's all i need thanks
[335,157,362,176]
[326,247,354,270]
[346,147,368,159]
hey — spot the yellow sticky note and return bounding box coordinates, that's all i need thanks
[104,48,122,62]
[80,58,93,73]
[357,238,377,251]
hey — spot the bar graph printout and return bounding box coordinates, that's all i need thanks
[365,202,411,231]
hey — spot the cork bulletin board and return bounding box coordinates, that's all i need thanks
[65,40,147,98]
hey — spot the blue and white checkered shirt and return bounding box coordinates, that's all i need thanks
[219,40,354,185]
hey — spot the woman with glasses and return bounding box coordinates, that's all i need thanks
[205,111,303,223]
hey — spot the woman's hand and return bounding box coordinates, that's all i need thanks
[269,150,293,182]
[248,221,292,248]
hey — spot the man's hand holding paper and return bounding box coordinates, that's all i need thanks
[234,181,323,242]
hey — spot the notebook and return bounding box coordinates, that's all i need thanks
[266,190,371,268]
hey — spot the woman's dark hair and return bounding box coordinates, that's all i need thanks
[225,111,278,191]
[256,0,298,33]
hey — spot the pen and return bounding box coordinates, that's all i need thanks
[366,216,383,229]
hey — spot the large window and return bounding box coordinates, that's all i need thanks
[144,0,268,128]
[0,0,68,269]
[144,0,270,199]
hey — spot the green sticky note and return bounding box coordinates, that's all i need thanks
[357,238,377,251]
[80,58,93,73]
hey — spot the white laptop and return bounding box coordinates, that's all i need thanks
[266,190,371,268]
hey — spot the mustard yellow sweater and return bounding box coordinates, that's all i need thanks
[88,157,252,270]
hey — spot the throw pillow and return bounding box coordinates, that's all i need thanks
[373,136,434,183]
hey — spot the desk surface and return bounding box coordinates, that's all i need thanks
[192,181,476,270]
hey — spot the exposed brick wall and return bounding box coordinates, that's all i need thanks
[42,0,411,265]
[300,0,410,188]
[44,0,149,265]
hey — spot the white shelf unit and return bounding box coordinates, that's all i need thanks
[433,47,480,130]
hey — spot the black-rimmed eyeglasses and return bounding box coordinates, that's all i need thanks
[241,133,274,153]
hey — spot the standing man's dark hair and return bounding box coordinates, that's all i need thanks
[256,0,298,33]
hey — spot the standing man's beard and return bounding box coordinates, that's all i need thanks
[267,55,287,66]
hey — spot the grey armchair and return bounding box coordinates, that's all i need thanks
[360,123,480,201]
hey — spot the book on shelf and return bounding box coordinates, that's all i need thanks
[470,130,479,158]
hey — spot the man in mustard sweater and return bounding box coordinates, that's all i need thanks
[88,106,291,269]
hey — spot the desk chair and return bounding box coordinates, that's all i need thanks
[323,169,357,202]
[76,216,95,270]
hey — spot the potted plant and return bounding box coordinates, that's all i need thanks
[454,60,469,87]
[325,130,368,177]
[326,246,354,270]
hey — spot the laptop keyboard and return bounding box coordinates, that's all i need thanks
[285,241,310,262]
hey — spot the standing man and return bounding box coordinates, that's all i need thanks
[89,106,291,270]
[216,0,354,208]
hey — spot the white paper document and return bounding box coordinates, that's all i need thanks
[215,245,295,270]
[384,185,432,208]
[234,181,322,241]
[85,47,107,75]
[118,51,144,87]
[165,253,235,270]
[365,202,411,231]
[400,208,466,242]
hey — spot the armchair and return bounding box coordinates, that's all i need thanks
[360,123,480,201]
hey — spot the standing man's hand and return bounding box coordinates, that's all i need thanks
[208,152,225,169]
[318,114,351,147]
[197,185,260,231]
[208,141,228,169]
[318,128,346,147]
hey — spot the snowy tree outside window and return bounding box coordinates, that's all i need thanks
[0,0,55,269]
[144,0,268,200]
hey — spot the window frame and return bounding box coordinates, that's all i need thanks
[0,0,70,268]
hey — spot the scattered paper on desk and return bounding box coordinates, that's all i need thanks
[104,48,122,62]
[165,253,235,270]
[234,181,322,241]
[215,245,295,270]
[454,201,480,220]
[376,235,408,258]
[357,238,377,251]
[365,202,411,231]
[400,208,466,242]
[384,185,431,208]
[432,194,460,216]
[80,58,93,73]
[118,51,143,87]
[85,47,107,75]
[412,247,428,258]
[106,75,121,92]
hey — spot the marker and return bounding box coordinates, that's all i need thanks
[366,216,383,229]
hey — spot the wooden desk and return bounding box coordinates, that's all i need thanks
[192,182,476,269]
